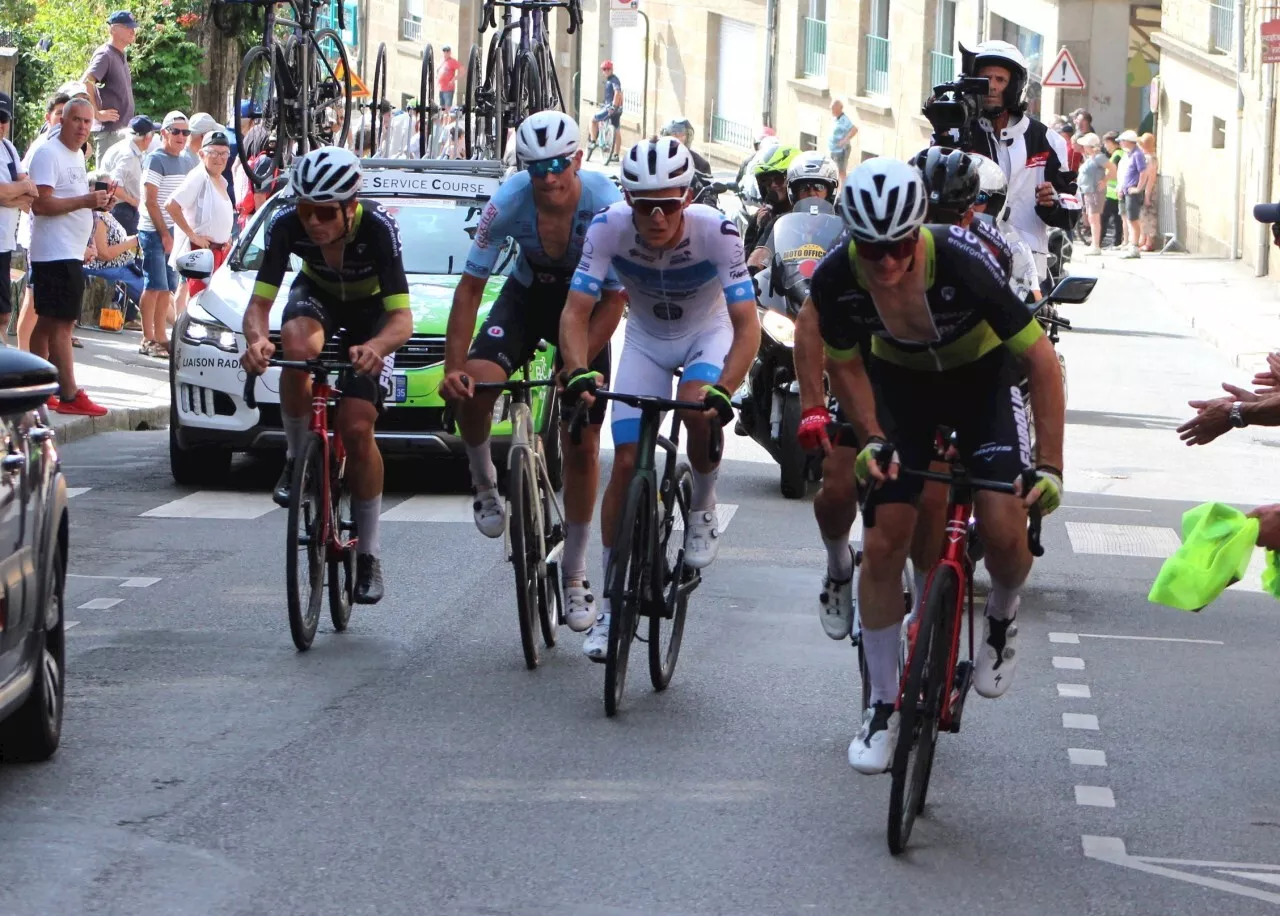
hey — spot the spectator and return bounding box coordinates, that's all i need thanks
[1072,108,1093,135]
[186,112,220,165]
[14,92,72,351]
[1056,122,1082,172]
[137,110,194,359]
[1116,129,1148,259]
[232,101,265,206]
[0,93,37,340]
[828,99,858,182]
[1101,130,1124,248]
[1138,132,1159,252]
[659,118,711,173]
[588,60,623,159]
[100,115,153,235]
[165,130,234,295]
[1074,132,1109,255]
[82,171,143,313]
[28,98,110,417]
[438,45,461,111]
[83,10,137,163]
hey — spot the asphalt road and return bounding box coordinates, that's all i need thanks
[4,257,1280,915]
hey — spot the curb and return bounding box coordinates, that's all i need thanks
[50,403,169,446]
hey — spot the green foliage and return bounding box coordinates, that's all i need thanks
[0,23,54,150]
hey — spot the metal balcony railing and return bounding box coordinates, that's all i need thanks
[402,16,422,42]
[929,50,955,89]
[865,35,890,97]
[802,17,827,78]
[711,115,752,148]
[1209,0,1233,54]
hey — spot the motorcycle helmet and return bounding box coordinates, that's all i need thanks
[961,40,1030,113]
[785,151,839,203]
[972,154,1008,220]
[911,146,981,214]
[754,144,801,200]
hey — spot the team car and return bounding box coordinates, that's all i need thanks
[168,159,559,486]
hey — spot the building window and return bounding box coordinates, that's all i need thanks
[1178,101,1192,132]
[712,16,757,147]
[800,131,818,151]
[401,0,422,41]
[609,20,644,119]
[991,15,1044,117]
[865,0,890,97]
[1212,116,1226,148]
[930,0,956,90]
[801,0,827,79]
[1209,0,1234,55]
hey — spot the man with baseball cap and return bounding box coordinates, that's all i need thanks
[136,111,194,357]
[1116,129,1148,259]
[83,10,138,161]
[438,45,462,111]
[100,115,153,236]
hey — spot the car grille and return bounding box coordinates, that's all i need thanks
[266,332,445,369]
[179,383,236,417]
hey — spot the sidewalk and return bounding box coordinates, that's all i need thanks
[41,327,170,445]
[1078,248,1280,369]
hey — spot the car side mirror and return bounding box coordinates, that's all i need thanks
[176,248,216,281]
[0,350,58,416]
[1046,274,1097,305]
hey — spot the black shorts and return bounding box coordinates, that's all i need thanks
[31,259,84,322]
[281,273,395,406]
[0,251,12,315]
[468,274,612,425]
[1123,192,1144,221]
[864,352,1031,508]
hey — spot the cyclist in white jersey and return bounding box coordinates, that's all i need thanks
[559,137,760,660]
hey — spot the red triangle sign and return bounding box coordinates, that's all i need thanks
[1043,47,1086,90]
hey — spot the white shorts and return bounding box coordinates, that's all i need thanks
[610,316,734,445]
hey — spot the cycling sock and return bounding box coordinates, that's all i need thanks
[986,581,1021,621]
[691,467,718,512]
[863,623,903,707]
[352,495,381,558]
[282,412,310,460]
[911,569,927,619]
[466,439,496,490]
[563,522,589,583]
[823,535,853,580]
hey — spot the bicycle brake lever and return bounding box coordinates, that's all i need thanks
[1020,468,1046,557]
[244,374,259,411]
[708,418,723,465]
[568,400,589,445]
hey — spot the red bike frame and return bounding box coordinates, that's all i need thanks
[307,376,358,562]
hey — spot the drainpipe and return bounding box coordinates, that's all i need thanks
[762,0,778,128]
[1258,60,1276,276]
[977,0,987,44]
[1230,0,1245,259]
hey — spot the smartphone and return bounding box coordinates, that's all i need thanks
[94,180,109,210]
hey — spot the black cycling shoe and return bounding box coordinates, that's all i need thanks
[272,459,294,508]
[354,554,384,604]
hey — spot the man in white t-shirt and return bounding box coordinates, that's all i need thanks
[0,93,37,330]
[28,98,111,417]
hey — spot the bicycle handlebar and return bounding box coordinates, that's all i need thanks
[480,0,580,33]
[568,392,724,464]
[242,358,354,411]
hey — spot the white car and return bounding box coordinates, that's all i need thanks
[168,158,559,486]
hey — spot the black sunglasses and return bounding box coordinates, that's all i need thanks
[167,127,191,136]
[856,232,918,262]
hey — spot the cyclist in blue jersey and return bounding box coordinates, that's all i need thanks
[559,137,760,661]
[442,110,627,634]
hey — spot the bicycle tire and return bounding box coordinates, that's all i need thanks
[535,445,561,647]
[538,41,565,112]
[286,435,326,651]
[418,44,436,159]
[605,475,650,717]
[887,564,957,854]
[508,449,542,669]
[371,42,388,156]
[327,453,354,631]
[601,121,616,164]
[234,45,283,190]
[463,43,481,159]
[308,29,352,152]
[650,463,692,691]
[479,39,507,160]
[512,50,543,133]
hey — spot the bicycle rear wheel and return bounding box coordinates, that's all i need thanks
[650,463,692,691]
[512,50,544,132]
[508,449,542,669]
[234,45,284,189]
[605,476,650,717]
[370,41,388,155]
[462,44,481,159]
[286,435,326,651]
[328,454,354,632]
[308,29,352,152]
[887,564,957,854]
[418,44,436,158]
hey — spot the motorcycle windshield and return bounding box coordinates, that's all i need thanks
[770,205,845,302]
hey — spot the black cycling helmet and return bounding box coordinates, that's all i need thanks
[911,146,981,215]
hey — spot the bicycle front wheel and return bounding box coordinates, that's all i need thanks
[234,45,284,189]
[286,435,327,651]
[327,453,354,632]
[508,449,542,670]
[650,463,692,691]
[887,564,957,854]
[308,29,353,153]
[418,44,436,158]
[605,475,650,717]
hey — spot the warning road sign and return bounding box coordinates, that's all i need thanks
[1043,47,1086,90]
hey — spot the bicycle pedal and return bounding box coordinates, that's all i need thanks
[948,661,974,734]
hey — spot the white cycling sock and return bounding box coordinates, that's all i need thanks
[352,495,381,558]
[691,467,718,512]
[823,535,853,580]
[563,522,590,583]
[282,413,310,460]
[465,439,496,490]
[863,623,903,707]
[986,581,1021,620]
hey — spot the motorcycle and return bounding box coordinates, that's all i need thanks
[733,198,843,498]
[691,174,755,238]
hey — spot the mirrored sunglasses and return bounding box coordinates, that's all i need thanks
[527,155,573,178]
[856,234,918,262]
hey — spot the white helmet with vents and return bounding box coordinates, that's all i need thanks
[515,110,580,161]
[786,151,839,202]
[291,146,362,203]
[839,157,927,242]
[619,137,695,192]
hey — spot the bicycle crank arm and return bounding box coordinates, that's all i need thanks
[946,660,974,734]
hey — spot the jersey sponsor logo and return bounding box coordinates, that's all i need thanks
[536,271,559,284]
[582,237,594,257]
[487,325,505,338]
[730,266,749,281]
[940,286,955,301]
[673,237,692,251]
[627,247,658,263]
[719,219,740,237]
[670,250,693,265]
[475,202,500,248]
[653,302,684,321]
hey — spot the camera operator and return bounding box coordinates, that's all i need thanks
[926,40,1078,282]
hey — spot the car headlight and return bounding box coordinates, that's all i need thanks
[181,304,239,353]
[759,308,795,347]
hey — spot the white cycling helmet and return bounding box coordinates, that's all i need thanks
[291,146,362,203]
[619,137,695,192]
[839,157,927,242]
[972,153,1009,217]
[786,151,839,203]
[515,110,580,161]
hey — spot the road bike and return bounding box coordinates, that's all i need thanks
[245,359,358,651]
[469,356,565,669]
[365,41,445,159]
[460,0,582,160]
[583,110,617,165]
[859,457,1043,854]
[233,0,353,189]
[571,389,722,717]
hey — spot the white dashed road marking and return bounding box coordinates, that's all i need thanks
[1062,713,1099,730]
[1049,632,1080,644]
[78,598,122,610]
[1076,632,1224,646]
[1065,522,1182,558]
[141,492,278,519]
[1075,786,1116,808]
[1068,748,1107,767]
[121,577,161,588]
[1057,683,1091,698]
[66,487,91,498]
[1052,656,1085,670]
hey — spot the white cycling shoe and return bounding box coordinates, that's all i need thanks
[819,546,857,640]
[849,702,900,774]
[583,612,610,662]
[563,580,597,633]
[683,509,721,569]
[974,598,1020,699]
[472,487,505,539]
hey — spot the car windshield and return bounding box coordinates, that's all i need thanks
[234,197,515,276]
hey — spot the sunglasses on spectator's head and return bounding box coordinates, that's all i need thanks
[297,201,344,223]
[628,195,686,218]
[856,233,918,262]
[167,127,191,136]
[527,155,572,178]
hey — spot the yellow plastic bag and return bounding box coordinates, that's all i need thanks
[1148,502,1259,611]
[98,302,124,332]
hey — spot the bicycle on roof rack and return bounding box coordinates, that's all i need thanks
[233,0,354,189]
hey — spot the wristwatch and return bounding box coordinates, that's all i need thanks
[1230,402,1248,428]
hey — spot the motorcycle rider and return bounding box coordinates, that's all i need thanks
[660,117,712,174]
[736,127,777,188]
[743,144,801,257]
[747,151,838,271]
[970,154,1040,302]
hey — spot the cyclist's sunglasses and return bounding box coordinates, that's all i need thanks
[856,232,918,262]
[297,201,344,222]
[628,195,686,218]
[527,155,573,178]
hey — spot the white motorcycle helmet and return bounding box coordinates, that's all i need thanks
[786,151,839,203]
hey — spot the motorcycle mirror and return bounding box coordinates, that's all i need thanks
[1045,274,1096,305]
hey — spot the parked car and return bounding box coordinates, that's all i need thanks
[0,350,70,762]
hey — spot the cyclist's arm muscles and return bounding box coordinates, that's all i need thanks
[717,298,761,394]
[369,305,414,359]
[586,289,625,363]
[243,295,274,347]
[1019,335,1065,470]
[445,272,488,372]
[558,289,596,372]
[794,298,826,412]
[826,350,882,444]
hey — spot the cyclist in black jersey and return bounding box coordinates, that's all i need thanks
[792,157,1065,775]
[240,147,413,605]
